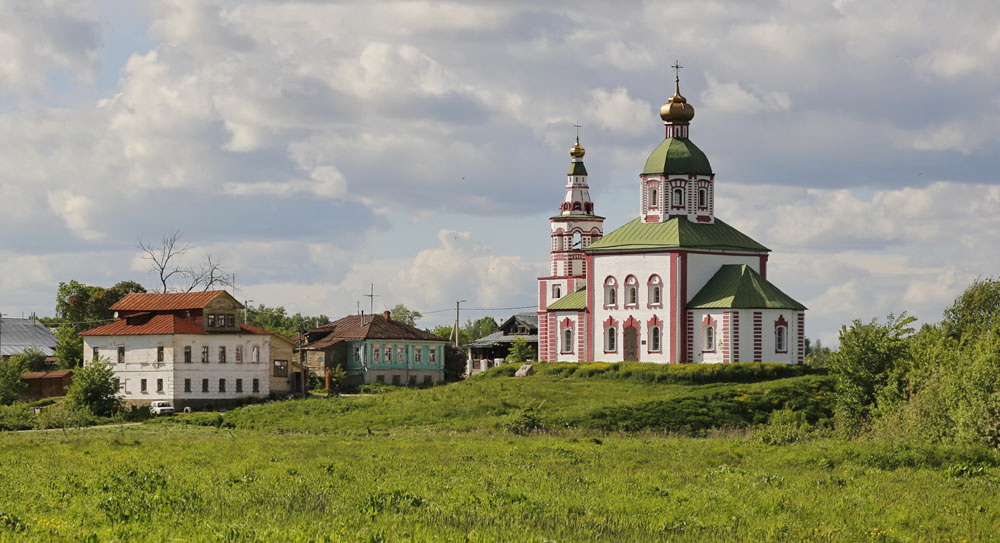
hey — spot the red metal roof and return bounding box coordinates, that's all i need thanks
[305,313,445,349]
[80,315,274,337]
[80,314,207,336]
[21,370,72,380]
[110,291,233,312]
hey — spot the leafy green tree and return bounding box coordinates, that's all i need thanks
[804,338,834,368]
[389,304,422,327]
[0,357,27,405]
[65,359,121,417]
[9,348,49,372]
[443,345,468,382]
[943,277,1000,340]
[466,317,498,342]
[53,280,146,367]
[54,325,84,368]
[244,304,329,338]
[506,337,534,364]
[829,313,915,433]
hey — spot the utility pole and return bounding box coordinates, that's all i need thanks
[452,300,466,348]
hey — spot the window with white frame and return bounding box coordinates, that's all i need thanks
[699,188,708,208]
[251,345,260,363]
[673,188,684,207]
[650,326,661,352]
[650,188,658,207]
[397,346,405,363]
[775,325,788,353]
[604,277,617,307]
[235,345,243,363]
[429,348,437,364]
[562,327,573,353]
[703,325,715,352]
[648,275,662,306]
[605,327,617,351]
[201,346,209,363]
[415,347,423,363]
[552,284,561,299]
[625,276,638,307]
[374,345,381,363]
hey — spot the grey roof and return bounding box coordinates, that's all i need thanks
[499,312,538,331]
[468,331,539,348]
[0,318,57,357]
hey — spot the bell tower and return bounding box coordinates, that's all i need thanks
[640,63,716,224]
[538,136,604,311]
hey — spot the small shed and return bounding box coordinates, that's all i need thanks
[21,370,73,400]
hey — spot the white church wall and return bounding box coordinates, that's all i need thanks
[591,252,673,363]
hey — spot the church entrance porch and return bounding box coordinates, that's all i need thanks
[623,327,638,361]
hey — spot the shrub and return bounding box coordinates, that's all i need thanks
[65,359,122,417]
[499,407,544,435]
[0,403,34,431]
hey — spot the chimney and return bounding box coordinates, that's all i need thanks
[383,310,391,321]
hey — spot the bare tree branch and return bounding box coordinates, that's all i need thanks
[137,231,190,293]
[182,254,234,292]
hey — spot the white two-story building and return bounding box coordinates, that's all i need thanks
[80,290,280,409]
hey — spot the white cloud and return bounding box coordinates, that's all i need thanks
[0,0,101,95]
[46,190,103,241]
[585,87,651,136]
[701,75,791,114]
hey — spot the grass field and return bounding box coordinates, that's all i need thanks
[0,363,998,542]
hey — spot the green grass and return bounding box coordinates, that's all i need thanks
[0,363,996,542]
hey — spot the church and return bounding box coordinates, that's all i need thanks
[537,74,806,364]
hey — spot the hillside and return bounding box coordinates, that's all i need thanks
[158,362,833,435]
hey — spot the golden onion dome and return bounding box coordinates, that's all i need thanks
[660,78,695,123]
[570,137,586,159]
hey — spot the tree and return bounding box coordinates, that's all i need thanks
[65,359,121,417]
[389,304,422,327]
[9,348,49,372]
[0,356,27,405]
[804,338,833,368]
[244,304,330,338]
[506,336,534,364]
[943,277,1000,340]
[829,313,915,433]
[466,317,498,342]
[54,280,146,368]
[137,231,234,293]
[54,325,84,368]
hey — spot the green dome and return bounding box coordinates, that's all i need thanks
[642,138,713,176]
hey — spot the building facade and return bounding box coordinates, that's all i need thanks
[538,76,806,364]
[301,311,448,386]
[80,291,280,409]
[466,313,538,375]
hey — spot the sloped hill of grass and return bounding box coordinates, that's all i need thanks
[157,363,833,436]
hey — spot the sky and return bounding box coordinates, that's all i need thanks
[1,0,999,345]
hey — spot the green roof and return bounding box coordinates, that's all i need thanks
[585,217,769,253]
[643,138,712,175]
[687,265,806,310]
[547,288,587,311]
[550,214,605,220]
[568,161,588,176]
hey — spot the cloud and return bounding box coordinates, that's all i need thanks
[700,75,790,114]
[0,0,101,95]
[586,87,651,135]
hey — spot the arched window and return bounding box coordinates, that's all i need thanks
[572,231,582,249]
[604,277,617,307]
[552,284,561,299]
[775,325,788,353]
[648,275,662,306]
[650,188,658,207]
[650,326,661,352]
[673,188,684,207]
[703,325,715,352]
[562,327,573,353]
[625,276,638,307]
[573,202,582,211]
[699,188,708,208]
[606,327,617,351]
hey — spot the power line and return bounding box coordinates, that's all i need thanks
[418,305,535,315]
